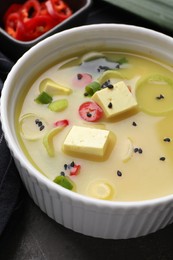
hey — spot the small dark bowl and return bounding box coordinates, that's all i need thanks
[0,0,92,61]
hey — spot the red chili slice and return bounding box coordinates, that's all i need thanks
[40,2,50,16]
[24,15,55,40]
[53,119,69,127]
[3,4,22,23]
[72,73,92,88]
[79,101,103,122]
[70,164,81,176]
[45,0,72,23]
[5,12,26,41]
[3,0,73,41]
[19,0,41,22]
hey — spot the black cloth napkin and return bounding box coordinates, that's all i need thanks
[0,52,24,236]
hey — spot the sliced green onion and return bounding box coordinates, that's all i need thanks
[54,175,73,190]
[35,91,53,104]
[48,99,68,112]
[81,52,104,62]
[85,81,101,96]
[97,70,126,85]
[116,57,128,65]
[43,125,66,157]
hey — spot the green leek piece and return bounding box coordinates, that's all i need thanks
[81,52,105,62]
[39,78,72,96]
[48,99,68,112]
[104,0,173,31]
[19,113,47,140]
[116,57,128,65]
[35,91,53,104]
[97,70,126,85]
[136,74,173,115]
[43,126,65,156]
[54,175,73,190]
[85,81,101,96]
[87,179,113,200]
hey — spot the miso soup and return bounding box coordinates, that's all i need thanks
[15,51,173,201]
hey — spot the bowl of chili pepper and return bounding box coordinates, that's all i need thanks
[0,0,92,61]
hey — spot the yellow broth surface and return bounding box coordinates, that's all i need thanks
[16,51,173,201]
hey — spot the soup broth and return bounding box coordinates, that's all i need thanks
[16,51,173,201]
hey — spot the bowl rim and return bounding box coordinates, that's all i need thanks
[2,23,173,209]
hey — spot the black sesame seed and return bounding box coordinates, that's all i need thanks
[134,148,139,153]
[39,125,45,131]
[107,84,114,89]
[160,157,166,161]
[132,121,137,126]
[87,112,92,117]
[70,161,75,167]
[163,137,171,142]
[138,148,143,154]
[77,73,83,80]
[108,102,113,108]
[117,170,122,177]
[60,171,65,176]
[156,94,164,100]
[101,80,110,89]
[38,121,42,127]
[98,65,110,71]
[84,92,88,96]
[35,119,40,124]
[64,164,68,170]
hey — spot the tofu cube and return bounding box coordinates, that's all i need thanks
[92,81,137,118]
[63,126,110,157]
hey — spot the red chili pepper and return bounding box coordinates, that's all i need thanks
[3,3,22,23]
[5,12,26,41]
[3,0,73,41]
[53,119,69,127]
[40,2,50,16]
[69,164,81,176]
[79,101,103,122]
[45,0,72,23]
[24,15,55,40]
[19,0,41,22]
[72,73,93,88]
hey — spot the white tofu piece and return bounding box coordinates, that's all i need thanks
[63,126,110,157]
[92,81,137,118]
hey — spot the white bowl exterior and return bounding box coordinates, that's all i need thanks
[2,24,173,239]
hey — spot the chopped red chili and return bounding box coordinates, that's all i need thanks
[3,0,73,41]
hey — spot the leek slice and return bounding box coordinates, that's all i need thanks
[87,179,114,200]
[43,126,65,157]
[19,113,47,141]
[136,74,173,115]
[97,70,126,85]
[48,99,68,112]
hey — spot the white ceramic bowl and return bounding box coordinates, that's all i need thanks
[1,24,173,239]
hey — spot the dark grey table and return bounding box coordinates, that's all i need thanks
[1,1,173,259]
